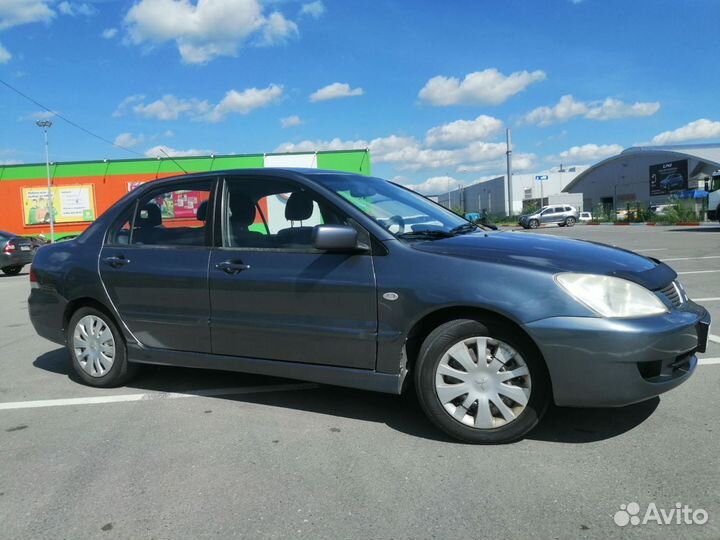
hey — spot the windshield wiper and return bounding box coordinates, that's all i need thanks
[397,230,454,240]
[448,222,480,235]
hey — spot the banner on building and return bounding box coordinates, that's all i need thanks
[22,185,96,225]
[649,160,688,196]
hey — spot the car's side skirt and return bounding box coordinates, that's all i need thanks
[127,344,403,395]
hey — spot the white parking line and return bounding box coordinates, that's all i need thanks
[0,383,319,411]
[677,270,720,275]
[709,334,720,344]
[699,358,720,366]
[694,297,720,302]
[662,256,720,262]
[635,248,668,252]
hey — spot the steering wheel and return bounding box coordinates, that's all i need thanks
[385,215,405,235]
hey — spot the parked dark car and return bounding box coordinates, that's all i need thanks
[28,169,711,443]
[0,231,34,275]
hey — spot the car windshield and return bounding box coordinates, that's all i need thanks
[311,173,473,239]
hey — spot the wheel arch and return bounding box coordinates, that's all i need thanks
[63,297,121,337]
[403,306,553,397]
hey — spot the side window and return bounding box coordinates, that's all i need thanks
[108,181,213,247]
[541,208,553,215]
[224,177,349,250]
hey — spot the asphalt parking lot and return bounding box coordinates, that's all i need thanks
[1,225,719,540]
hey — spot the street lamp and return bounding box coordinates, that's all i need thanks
[36,120,54,243]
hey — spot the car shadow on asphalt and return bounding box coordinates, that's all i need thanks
[34,348,658,445]
[668,227,720,233]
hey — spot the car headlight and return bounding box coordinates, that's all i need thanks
[555,273,668,318]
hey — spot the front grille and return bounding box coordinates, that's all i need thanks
[658,281,684,308]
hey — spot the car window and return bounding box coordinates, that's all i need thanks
[541,208,553,215]
[554,207,565,213]
[223,177,354,250]
[108,181,213,247]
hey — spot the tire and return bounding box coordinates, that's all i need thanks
[67,306,137,387]
[1,265,23,275]
[558,222,566,227]
[414,319,550,444]
[565,217,576,227]
[528,219,539,229]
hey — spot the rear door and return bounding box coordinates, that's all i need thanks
[99,178,215,352]
[208,175,378,369]
[539,208,556,224]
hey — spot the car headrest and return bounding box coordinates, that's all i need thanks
[229,194,257,227]
[196,200,208,221]
[137,203,162,227]
[285,192,314,221]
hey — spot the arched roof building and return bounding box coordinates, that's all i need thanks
[563,143,720,211]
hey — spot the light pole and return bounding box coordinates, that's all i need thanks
[36,120,54,243]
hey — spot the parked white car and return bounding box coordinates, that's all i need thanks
[578,212,592,222]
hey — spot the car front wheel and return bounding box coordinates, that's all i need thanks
[2,265,23,275]
[414,319,550,443]
[528,219,539,229]
[565,217,576,227]
[67,306,137,387]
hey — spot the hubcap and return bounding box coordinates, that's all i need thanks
[434,337,531,429]
[73,315,115,377]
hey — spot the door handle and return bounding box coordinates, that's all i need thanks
[102,255,130,268]
[215,260,251,274]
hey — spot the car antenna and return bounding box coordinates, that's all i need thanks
[158,148,188,174]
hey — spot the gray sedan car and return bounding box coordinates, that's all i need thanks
[28,169,710,443]
[0,231,34,275]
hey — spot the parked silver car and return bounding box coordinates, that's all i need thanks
[519,205,579,229]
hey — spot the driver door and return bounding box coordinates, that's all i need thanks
[208,176,378,369]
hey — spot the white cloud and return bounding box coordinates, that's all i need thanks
[0,42,10,63]
[425,115,504,147]
[300,1,325,18]
[57,2,96,17]
[0,159,23,165]
[309,82,364,102]
[18,110,57,121]
[456,152,536,174]
[275,137,368,153]
[260,11,298,45]
[280,115,302,128]
[548,143,623,163]
[129,94,210,121]
[524,94,660,126]
[201,84,283,122]
[405,175,461,195]
[114,132,145,148]
[102,27,118,39]
[650,118,720,145]
[114,85,282,122]
[144,145,212,158]
[523,95,588,127]
[0,0,55,31]
[585,97,660,120]
[124,0,299,64]
[418,68,546,106]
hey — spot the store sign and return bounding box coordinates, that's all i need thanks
[22,185,96,225]
[649,160,688,196]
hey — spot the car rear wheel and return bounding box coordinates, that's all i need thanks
[414,319,550,443]
[528,219,539,229]
[565,217,576,227]
[67,307,137,387]
[1,265,23,275]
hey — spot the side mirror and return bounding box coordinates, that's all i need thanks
[313,224,364,252]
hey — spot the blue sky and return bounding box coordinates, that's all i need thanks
[1,0,719,193]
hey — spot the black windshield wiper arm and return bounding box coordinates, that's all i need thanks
[397,230,454,240]
[448,223,480,235]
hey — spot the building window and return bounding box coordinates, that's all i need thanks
[524,188,532,200]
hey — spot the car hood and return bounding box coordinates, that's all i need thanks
[411,231,676,290]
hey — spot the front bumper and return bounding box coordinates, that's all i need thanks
[524,301,710,407]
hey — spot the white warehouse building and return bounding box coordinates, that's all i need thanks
[437,166,588,215]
